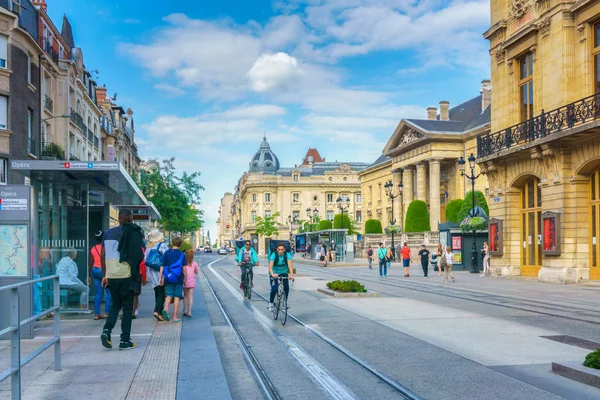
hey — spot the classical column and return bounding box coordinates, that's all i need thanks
[416,162,427,201]
[402,167,414,224]
[429,159,441,231]
[392,169,402,226]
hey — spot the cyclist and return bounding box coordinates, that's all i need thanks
[268,243,294,311]
[237,240,258,290]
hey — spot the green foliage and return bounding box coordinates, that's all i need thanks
[384,225,401,235]
[212,243,217,248]
[460,216,488,232]
[179,240,193,252]
[404,200,431,232]
[457,191,489,222]
[297,215,321,233]
[364,219,383,234]
[255,212,280,238]
[42,142,65,160]
[445,199,464,223]
[333,214,360,234]
[584,349,600,369]
[326,280,367,293]
[318,219,333,230]
[137,158,204,235]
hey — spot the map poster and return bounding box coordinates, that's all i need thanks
[0,224,28,277]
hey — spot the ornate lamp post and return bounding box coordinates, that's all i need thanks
[306,207,318,231]
[458,153,481,274]
[384,180,403,260]
[336,196,351,230]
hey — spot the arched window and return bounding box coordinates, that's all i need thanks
[521,177,542,276]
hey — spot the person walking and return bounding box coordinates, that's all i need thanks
[443,245,456,283]
[366,245,374,269]
[56,250,89,309]
[400,242,411,277]
[319,245,327,267]
[145,229,169,321]
[160,236,187,323]
[88,231,110,319]
[377,242,388,277]
[101,208,144,350]
[436,243,443,276]
[183,250,198,317]
[330,241,337,263]
[481,242,490,277]
[418,245,430,278]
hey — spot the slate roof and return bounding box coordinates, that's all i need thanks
[406,95,490,134]
[61,15,75,49]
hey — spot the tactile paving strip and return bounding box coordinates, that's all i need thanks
[126,321,182,400]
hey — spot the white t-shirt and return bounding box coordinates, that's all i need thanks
[444,251,453,265]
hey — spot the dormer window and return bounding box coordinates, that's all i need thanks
[308,156,313,163]
[293,174,299,181]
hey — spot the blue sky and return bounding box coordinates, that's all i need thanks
[45,0,491,236]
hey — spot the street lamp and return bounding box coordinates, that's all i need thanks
[458,153,481,274]
[336,196,351,230]
[306,207,318,231]
[287,214,297,241]
[384,180,403,261]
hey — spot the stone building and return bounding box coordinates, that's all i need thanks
[358,154,392,230]
[381,83,492,231]
[231,137,368,254]
[480,0,600,282]
[0,1,42,184]
[217,192,233,247]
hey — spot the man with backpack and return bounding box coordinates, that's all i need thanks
[101,208,144,350]
[160,236,188,323]
[237,240,258,290]
[367,245,374,269]
[268,243,294,311]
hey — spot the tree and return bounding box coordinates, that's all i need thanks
[404,200,431,232]
[137,158,205,235]
[318,219,333,230]
[445,199,464,223]
[297,216,321,233]
[457,191,489,222]
[255,212,280,238]
[364,219,383,234]
[334,214,360,235]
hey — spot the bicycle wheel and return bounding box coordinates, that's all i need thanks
[280,295,288,326]
[245,274,252,299]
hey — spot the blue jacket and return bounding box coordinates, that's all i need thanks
[236,247,258,264]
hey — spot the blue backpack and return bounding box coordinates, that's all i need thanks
[146,244,164,272]
[163,252,185,283]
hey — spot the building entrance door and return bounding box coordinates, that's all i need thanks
[520,178,542,277]
[590,169,600,280]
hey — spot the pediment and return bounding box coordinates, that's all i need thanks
[383,121,427,155]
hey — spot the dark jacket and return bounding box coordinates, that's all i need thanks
[118,223,144,280]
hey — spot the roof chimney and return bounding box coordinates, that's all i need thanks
[481,79,492,112]
[439,101,450,121]
[427,107,437,120]
[96,86,107,104]
[32,0,47,12]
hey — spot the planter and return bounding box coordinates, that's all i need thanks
[317,288,380,298]
[552,362,600,389]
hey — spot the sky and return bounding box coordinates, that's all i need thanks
[45,0,491,237]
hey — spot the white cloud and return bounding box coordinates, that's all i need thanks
[154,83,186,97]
[248,52,303,93]
[218,104,288,119]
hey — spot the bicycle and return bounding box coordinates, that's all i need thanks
[272,276,293,325]
[240,262,253,300]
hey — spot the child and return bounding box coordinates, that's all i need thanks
[183,250,198,317]
[160,237,187,323]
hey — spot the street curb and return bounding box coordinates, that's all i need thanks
[552,362,600,389]
[317,288,381,298]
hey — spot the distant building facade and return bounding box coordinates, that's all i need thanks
[217,192,233,247]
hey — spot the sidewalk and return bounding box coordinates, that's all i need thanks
[0,276,230,400]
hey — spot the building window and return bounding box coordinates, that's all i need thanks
[594,23,600,94]
[293,174,299,181]
[341,194,349,201]
[378,183,382,200]
[27,55,32,84]
[327,210,334,221]
[519,53,534,122]
[252,193,257,203]
[0,158,7,184]
[265,193,271,202]
[308,156,313,163]
[292,210,300,221]
[251,211,257,224]
[356,193,362,203]
[0,95,7,129]
[0,36,6,68]
[293,193,299,202]
[368,186,372,202]
[356,211,362,222]
[27,110,33,153]
[265,210,271,218]
[327,193,333,203]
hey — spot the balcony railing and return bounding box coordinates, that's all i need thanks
[44,94,53,113]
[42,38,59,64]
[28,138,36,156]
[69,153,79,161]
[69,108,86,132]
[478,93,600,158]
[94,136,99,149]
[41,142,66,160]
[87,128,94,143]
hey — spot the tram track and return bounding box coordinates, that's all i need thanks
[204,257,420,400]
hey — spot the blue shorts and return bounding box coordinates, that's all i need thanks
[403,259,410,267]
[165,282,183,299]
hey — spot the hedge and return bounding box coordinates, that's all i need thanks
[404,200,431,232]
[457,191,489,222]
[584,349,600,369]
[445,199,464,223]
[318,220,333,230]
[364,219,383,234]
[326,280,366,293]
[333,214,351,230]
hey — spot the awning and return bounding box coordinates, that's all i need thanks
[10,160,161,220]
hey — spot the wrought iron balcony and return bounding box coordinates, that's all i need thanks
[44,94,53,113]
[42,38,59,64]
[28,138,36,156]
[41,142,66,160]
[69,153,80,161]
[477,93,600,159]
[69,108,86,132]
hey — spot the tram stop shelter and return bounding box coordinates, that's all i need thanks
[294,229,354,262]
[3,160,160,325]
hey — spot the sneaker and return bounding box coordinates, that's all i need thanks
[268,304,274,311]
[101,330,112,349]
[119,340,136,350]
[134,308,139,317]
[239,282,243,289]
[443,280,448,284]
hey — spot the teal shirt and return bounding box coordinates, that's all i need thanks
[269,252,292,275]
